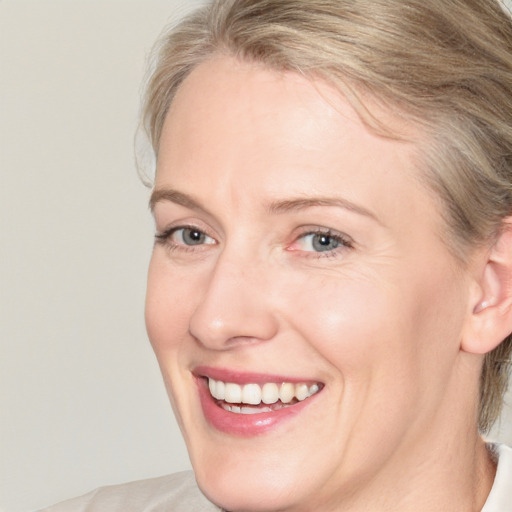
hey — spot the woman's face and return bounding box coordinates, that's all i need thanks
[146,57,473,511]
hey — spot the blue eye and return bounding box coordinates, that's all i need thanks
[176,228,210,245]
[155,226,215,248]
[293,230,352,254]
[306,233,341,252]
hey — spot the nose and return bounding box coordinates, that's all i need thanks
[189,252,279,350]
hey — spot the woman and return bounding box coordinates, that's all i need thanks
[44,0,512,510]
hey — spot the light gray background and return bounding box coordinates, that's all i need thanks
[1,2,511,512]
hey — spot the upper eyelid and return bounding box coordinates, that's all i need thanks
[294,226,354,243]
[154,226,217,253]
[156,225,215,241]
[151,201,223,237]
[156,221,216,238]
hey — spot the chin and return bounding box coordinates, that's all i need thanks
[186,430,330,512]
[194,462,306,512]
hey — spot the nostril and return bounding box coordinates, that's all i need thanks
[189,304,279,350]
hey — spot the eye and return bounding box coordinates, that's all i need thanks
[155,226,216,248]
[301,233,341,252]
[173,227,214,246]
[289,229,353,255]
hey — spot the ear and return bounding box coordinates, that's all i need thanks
[461,219,512,355]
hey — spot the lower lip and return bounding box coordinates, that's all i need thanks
[196,378,317,437]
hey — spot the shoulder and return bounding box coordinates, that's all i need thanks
[38,471,219,512]
[482,443,512,512]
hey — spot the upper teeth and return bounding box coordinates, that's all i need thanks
[208,378,320,405]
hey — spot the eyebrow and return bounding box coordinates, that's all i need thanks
[149,188,211,216]
[150,188,380,223]
[267,196,380,223]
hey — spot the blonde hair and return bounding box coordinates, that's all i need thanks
[141,0,512,432]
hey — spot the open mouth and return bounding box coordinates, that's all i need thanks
[194,369,324,435]
[207,377,323,415]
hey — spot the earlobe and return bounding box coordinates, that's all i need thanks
[461,220,512,355]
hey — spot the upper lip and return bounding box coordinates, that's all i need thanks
[193,365,323,386]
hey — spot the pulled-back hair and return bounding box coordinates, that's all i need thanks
[141,0,512,432]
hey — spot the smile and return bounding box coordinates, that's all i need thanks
[195,368,324,435]
[208,378,322,415]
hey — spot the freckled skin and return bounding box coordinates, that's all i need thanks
[145,56,493,511]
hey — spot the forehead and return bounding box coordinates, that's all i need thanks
[156,56,435,233]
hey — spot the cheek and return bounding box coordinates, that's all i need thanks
[284,272,404,372]
[145,255,196,357]
[283,263,462,403]
[274,271,428,471]
[145,256,204,427]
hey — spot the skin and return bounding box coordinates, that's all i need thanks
[145,56,496,511]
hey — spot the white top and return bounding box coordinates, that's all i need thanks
[39,444,512,511]
[38,471,219,512]
[483,443,512,511]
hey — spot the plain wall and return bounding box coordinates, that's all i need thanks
[0,2,204,511]
[1,1,512,512]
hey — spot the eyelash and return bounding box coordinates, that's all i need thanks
[154,225,214,253]
[154,225,354,258]
[288,228,354,258]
